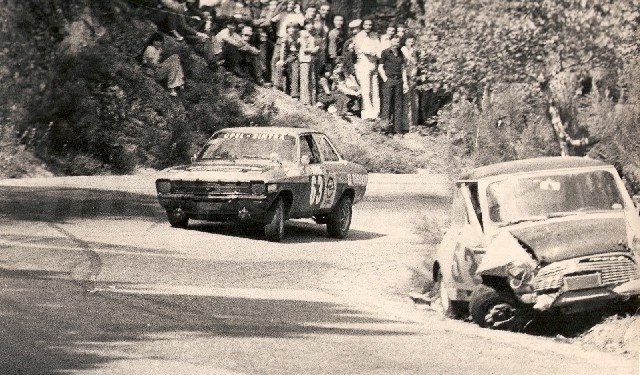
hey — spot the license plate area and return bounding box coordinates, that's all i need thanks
[563,273,602,291]
[197,202,225,211]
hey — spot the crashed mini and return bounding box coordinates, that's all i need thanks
[431,157,640,330]
[155,127,368,241]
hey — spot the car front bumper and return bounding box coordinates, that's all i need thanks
[158,193,277,223]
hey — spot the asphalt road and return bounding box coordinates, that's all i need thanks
[0,174,636,375]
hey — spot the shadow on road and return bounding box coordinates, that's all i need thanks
[0,270,416,374]
[0,187,164,223]
[186,220,385,243]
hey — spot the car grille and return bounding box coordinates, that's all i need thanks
[533,254,639,292]
[172,181,251,195]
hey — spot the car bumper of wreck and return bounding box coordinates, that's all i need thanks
[158,193,277,223]
[514,253,640,314]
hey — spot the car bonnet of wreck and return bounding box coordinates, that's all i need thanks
[434,156,640,330]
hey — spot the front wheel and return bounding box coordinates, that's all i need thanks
[327,196,352,238]
[167,209,188,228]
[264,197,285,242]
[434,269,468,319]
[469,283,531,331]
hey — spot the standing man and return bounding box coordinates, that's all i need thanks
[378,35,409,135]
[327,15,345,68]
[353,18,380,121]
[270,0,304,89]
[378,24,396,55]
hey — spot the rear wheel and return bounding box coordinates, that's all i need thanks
[167,209,188,228]
[434,269,468,319]
[469,283,530,331]
[264,197,285,242]
[327,196,352,238]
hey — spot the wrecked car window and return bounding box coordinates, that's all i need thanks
[199,132,297,163]
[486,170,624,225]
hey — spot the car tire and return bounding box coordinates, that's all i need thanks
[434,269,468,319]
[327,195,352,238]
[166,209,188,228]
[264,197,285,242]
[469,283,530,331]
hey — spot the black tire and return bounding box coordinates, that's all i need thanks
[469,283,529,331]
[264,197,285,242]
[327,195,352,238]
[167,209,188,228]
[434,269,468,319]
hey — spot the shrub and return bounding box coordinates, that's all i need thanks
[436,84,559,169]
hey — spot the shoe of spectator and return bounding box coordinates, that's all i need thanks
[169,30,184,41]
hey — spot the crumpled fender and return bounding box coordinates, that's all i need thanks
[476,231,537,276]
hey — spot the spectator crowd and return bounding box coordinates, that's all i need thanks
[144,0,420,135]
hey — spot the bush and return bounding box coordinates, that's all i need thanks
[436,84,559,169]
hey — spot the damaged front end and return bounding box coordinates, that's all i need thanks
[476,232,640,315]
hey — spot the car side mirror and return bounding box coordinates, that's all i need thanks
[300,155,311,165]
[190,153,197,164]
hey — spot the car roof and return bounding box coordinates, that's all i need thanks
[217,126,318,136]
[459,156,610,180]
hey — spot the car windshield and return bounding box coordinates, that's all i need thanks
[485,169,625,226]
[198,132,297,163]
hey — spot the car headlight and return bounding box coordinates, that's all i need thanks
[632,235,640,256]
[250,182,266,195]
[266,183,278,193]
[156,180,172,194]
[507,261,535,290]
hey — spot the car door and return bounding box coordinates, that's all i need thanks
[311,133,342,212]
[294,134,325,216]
[449,182,484,294]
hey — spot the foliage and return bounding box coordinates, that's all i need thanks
[413,0,640,99]
[4,0,269,175]
[436,84,559,168]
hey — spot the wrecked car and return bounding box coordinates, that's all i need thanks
[155,127,368,241]
[431,157,640,330]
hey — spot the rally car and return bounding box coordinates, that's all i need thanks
[431,157,640,330]
[155,127,368,241]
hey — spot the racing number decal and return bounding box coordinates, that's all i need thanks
[320,176,337,209]
[309,175,325,205]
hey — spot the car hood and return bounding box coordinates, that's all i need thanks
[509,216,628,263]
[159,162,286,182]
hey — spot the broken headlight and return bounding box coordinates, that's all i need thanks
[507,261,535,291]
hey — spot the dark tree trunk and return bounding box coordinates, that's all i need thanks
[330,0,364,21]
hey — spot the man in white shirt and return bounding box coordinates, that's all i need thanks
[353,18,380,120]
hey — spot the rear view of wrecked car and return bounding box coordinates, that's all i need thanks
[432,157,640,330]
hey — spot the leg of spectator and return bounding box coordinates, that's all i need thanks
[381,79,392,122]
[355,63,373,119]
[371,71,381,119]
[334,93,349,115]
[163,55,185,89]
[393,79,404,134]
[300,62,310,104]
[271,41,282,88]
[310,61,317,105]
[290,60,300,98]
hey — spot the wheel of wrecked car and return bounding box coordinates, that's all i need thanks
[166,209,189,228]
[435,269,468,319]
[264,197,285,242]
[327,195,353,238]
[469,283,529,331]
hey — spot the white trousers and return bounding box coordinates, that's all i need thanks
[355,61,380,120]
